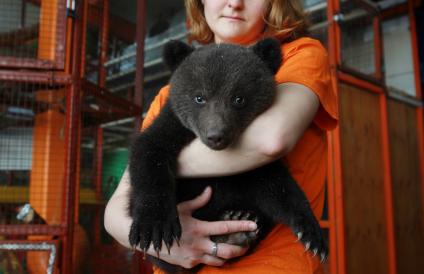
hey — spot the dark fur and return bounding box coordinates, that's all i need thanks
[128,39,328,273]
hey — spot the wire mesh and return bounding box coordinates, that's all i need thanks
[0,0,40,59]
[0,0,66,69]
[305,0,329,49]
[0,80,67,227]
[339,0,377,75]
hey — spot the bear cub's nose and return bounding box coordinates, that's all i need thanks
[207,133,223,146]
[206,130,228,149]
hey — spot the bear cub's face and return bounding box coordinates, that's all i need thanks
[163,39,282,150]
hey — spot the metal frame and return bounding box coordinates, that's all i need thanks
[336,0,382,83]
[61,0,85,272]
[407,0,424,228]
[0,240,58,274]
[327,1,346,273]
[0,70,71,83]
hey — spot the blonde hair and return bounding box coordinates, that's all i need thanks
[184,0,309,44]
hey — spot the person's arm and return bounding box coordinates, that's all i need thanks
[104,169,257,269]
[178,82,320,178]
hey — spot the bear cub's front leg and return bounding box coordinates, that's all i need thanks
[128,132,182,253]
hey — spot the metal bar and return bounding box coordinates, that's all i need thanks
[304,1,327,13]
[338,65,384,87]
[0,56,56,69]
[94,127,103,244]
[134,0,146,130]
[61,0,85,273]
[379,94,398,274]
[387,90,424,107]
[100,117,134,128]
[326,131,338,274]
[328,1,345,273]
[81,80,142,115]
[65,16,74,74]
[80,0,89,77]
[0,241,58,274]
[0,70,71,84]
[331,1,349,273]
[98,0,109,86]
[373,16,383,81]
[408,0,422,99]
[356,0,380,15]
[381,2,411,21]
[54,0,67,69]
[334,0,342,68]
[134,1,148,271]
[338,71,384,94]
[332,127,346,274]
[0,225,64,236]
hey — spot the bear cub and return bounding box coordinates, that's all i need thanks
[128,38,328,273]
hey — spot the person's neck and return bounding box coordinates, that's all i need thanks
[214,34,263,46]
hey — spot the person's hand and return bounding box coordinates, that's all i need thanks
[146,186,257,269]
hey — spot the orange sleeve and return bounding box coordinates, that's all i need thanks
[275,38,339,130]
[140,85,171,131]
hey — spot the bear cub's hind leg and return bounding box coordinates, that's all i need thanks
[211,210,260,247]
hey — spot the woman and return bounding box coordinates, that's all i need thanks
[104,0,338,273]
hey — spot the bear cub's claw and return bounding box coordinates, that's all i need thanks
[211,210,260,247]
[291,212,328,262]
[129,206,182,255]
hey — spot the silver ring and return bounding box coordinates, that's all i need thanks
[211,242,218,257]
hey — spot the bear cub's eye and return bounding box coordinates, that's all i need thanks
[232,96,246,108]
[194,95,206,105]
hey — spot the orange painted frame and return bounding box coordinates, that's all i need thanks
[326,1,346,274]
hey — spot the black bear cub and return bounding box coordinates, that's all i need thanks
[128,38,328,273]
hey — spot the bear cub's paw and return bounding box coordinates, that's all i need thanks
[129,202,182,254]
[292,212,328,263]
[211,210,260,247]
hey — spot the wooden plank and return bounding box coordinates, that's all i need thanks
[339,83,388,274]
[387,99,424,274]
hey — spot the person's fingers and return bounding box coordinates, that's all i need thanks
[216,242,249,259]
[201,254,226,267]
[196,238,248,260]
[198,219,257,236]
[177,187,212,213]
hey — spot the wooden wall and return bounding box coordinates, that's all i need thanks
[339,83,389,274]
[387,99,424,274]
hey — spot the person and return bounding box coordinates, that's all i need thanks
[104,0,338,273]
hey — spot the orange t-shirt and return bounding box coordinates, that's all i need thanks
[142,37,338,274]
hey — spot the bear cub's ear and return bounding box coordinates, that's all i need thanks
[251,38,282,75]
[163,40,195,72]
